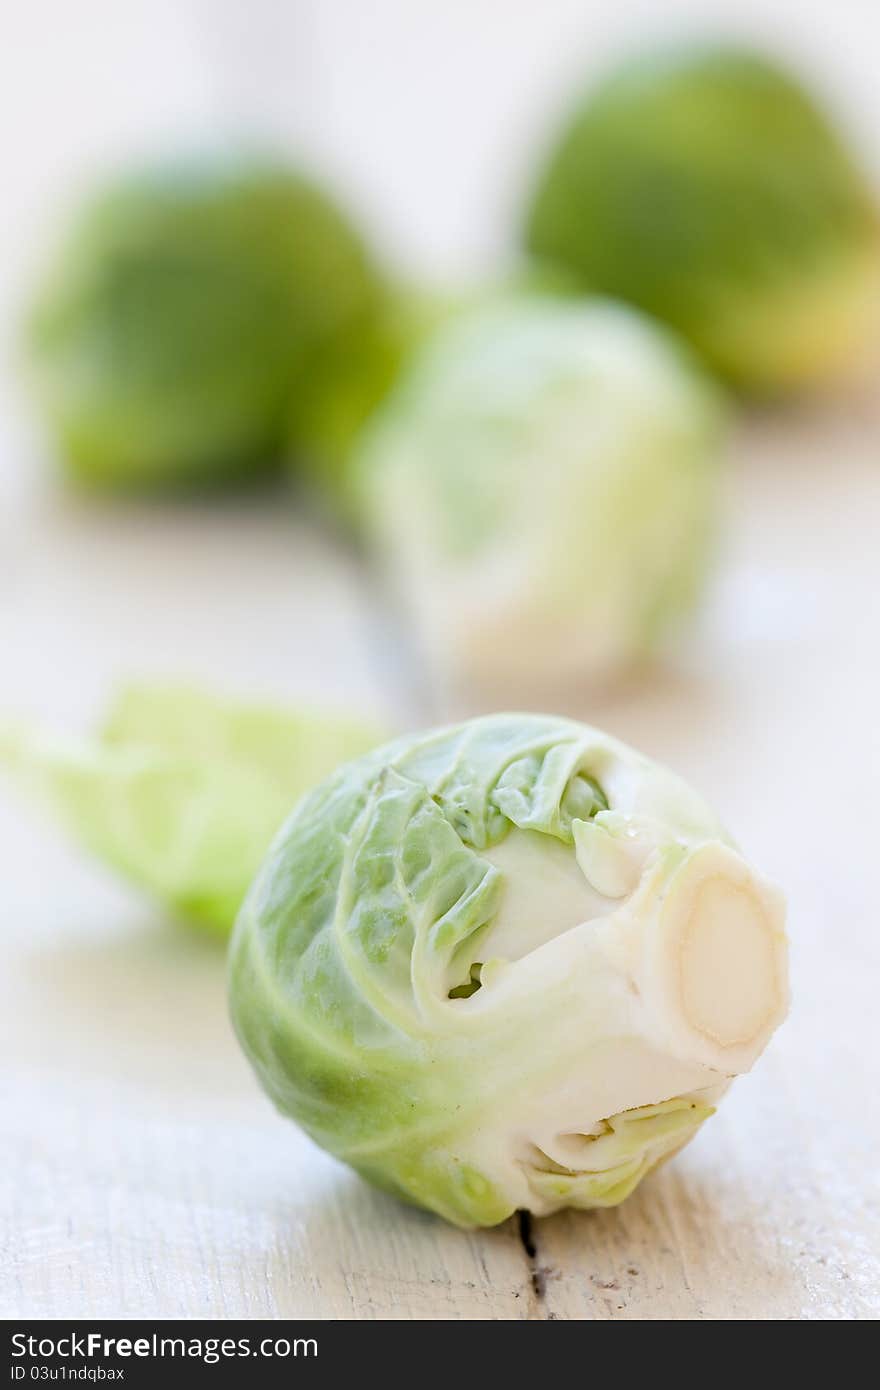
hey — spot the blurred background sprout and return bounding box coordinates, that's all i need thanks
[525,44,880,395]
[354,295,726,707]
[25,154,387,491]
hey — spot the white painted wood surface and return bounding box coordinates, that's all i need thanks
[2,401,878,1320]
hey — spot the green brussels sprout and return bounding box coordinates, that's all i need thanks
[0,685,385,933]
[230,713,788,1227]
[525,45,880,394]
[353,295,725,701]
[26,155,384,489]
[293,277,588,524]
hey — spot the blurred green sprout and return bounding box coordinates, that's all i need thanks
[26,155,385,490]
[526,44,880,394]
[353,294,725,701]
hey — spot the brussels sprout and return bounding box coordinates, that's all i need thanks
[293,278,593,524]
[26,155,384,489]
[525,45,880,394]
[0,685,384,933]
[230,713,788,1227]
[354,296,724,701]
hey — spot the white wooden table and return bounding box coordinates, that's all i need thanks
[1,397,878,1320]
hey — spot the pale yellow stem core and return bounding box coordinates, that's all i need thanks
[649,842,788,1075]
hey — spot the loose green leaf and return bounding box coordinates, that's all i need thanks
[1,685,385,933]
